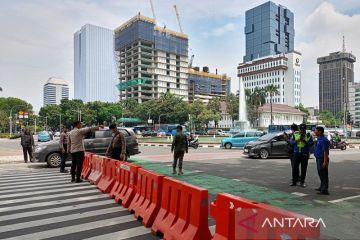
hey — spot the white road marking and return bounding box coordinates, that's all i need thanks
[329,195,360,203]
[84,226,151,240]
[291,192,308,197]
[4,215,135,240]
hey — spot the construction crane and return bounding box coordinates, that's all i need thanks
[173,5,183,33]
[149,0,156,23]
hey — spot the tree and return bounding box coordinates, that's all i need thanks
[225,93,239,127]
[264,84,280,125]
[189,100,206,130]
[295,103,310,123]
[58,99,84,128]
[207,97,221,128]
[121,98,139,118]
[0,97,33,132]
[245,87,266,127]
[38,104,61,131]
[199,109,219,130]
[157,92,189,124]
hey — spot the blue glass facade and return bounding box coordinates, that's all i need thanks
[188,72,230,100]
[115,20,188,56]
[244,1,294,62]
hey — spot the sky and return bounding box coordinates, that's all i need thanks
[1,0,360,111]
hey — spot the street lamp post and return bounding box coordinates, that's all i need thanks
[158,114,166,131]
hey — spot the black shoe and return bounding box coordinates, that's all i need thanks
[300,183,307,188]
[75,179,84,183]
[71,179,75,183]
[60,170,69,173]
[314,187,321,191]
[289,182,297,186]
[317,191,330,195]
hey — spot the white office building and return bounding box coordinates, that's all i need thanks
[258,103,305,128]
[74,24,118,103]
[43,77,69,106]
[238,51,302,107]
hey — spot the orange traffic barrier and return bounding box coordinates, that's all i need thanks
[128,168,164,227]
[151,177,212,240]
[87,155,104,185]
[97,158,119,193]
[81,152,93,180]
[110,162,140,208]
[210,193,321,240]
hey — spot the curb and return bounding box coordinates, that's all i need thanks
[139,143,221,148]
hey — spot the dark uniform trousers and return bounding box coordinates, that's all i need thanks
[71,151,84,180]
[292,153,309,184]
[173,151,185,170]
[22,145,33,163]
[60,144,68,171]
[111,147,122,160]
[316,157,329,192]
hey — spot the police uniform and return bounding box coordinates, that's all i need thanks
[290,130,313,186]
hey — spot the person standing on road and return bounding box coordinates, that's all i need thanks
[106,123,126,161]
[284,124,298,183]
[67,121,102,183]
[59,128,69,173]
[171,125,188,175]
[20,128,35,163]
[290,123,313,187]
[314,126,330,195]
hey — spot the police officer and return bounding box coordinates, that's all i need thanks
[171,125,188,175]
[106,123,126,161]
[290,123,313,187]
[284,124,298,183]
[59,127,69,173]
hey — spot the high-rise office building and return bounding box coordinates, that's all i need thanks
[188,66,231,103]
[244,1,294,62]
[115,14,188,103]
[317,51,356,114]
[43,77,69,106]
[74,24,118,103]
[238,51,302,107]
[348,83,360,125]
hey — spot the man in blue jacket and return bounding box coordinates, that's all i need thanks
[314,126,330,195]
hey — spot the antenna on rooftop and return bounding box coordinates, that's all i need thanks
[342,35,346,52]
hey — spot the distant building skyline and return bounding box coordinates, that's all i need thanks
[43,77,69,106]
[74,24,118,103]
[317,51,356,114]
[243,1,295,62]
[115,14,189,103]
[188,66,231,103]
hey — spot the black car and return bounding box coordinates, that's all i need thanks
[33,128,140,168]
[243,132,315,159]
[141,130,158,137]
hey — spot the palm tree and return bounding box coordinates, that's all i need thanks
[265,84,280,125]
[252,87,267,127]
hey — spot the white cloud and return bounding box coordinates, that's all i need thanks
[296,2,360,108]
[202,23,236,37]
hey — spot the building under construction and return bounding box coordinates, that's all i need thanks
[188,67,231,103]
[115,14,189,102]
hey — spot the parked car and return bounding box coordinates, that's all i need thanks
[356,131,360,138]
[195,130,208,136]
[33,128,140,168]
[38,131,52,142]
[141,130,158,137]
[243,132,314,159]
[221,131,264,149]
[208,129,226,135]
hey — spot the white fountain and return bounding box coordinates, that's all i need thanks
[234,77,249,130]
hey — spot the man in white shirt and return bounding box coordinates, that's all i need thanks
[67,121,103,183]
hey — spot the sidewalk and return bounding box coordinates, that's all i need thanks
[138,143,221,148]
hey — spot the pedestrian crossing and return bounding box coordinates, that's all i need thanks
[0,167,160,240]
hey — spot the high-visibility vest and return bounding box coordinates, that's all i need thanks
[293,131,311,151]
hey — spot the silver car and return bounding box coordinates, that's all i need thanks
[33,128,140,167]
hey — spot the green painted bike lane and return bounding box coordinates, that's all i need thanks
[130,157,359,239]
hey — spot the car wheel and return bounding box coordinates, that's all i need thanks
[47,153,62,168]
[259,149,269,159]
[224,143,232,149]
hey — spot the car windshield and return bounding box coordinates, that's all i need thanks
[258,133,278,141]
[39,131,48,135]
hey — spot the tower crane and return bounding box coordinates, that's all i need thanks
[173,5,183,33]
[149,0,156,23]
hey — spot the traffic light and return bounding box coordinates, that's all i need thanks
[346,112,352,124]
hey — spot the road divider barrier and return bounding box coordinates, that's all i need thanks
[110,162,140,208]
[80,152,93,180]
[97,158,119,193]
[128,168,164,227]
[151,177,212,240]
[210,193,321,240]
[87,155,104,185]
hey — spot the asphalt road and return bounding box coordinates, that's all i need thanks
[0,140,359,239]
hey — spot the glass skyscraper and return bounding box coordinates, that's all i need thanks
[43,77,69,106]
[74,24,118,103]
[244,1,295,62]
